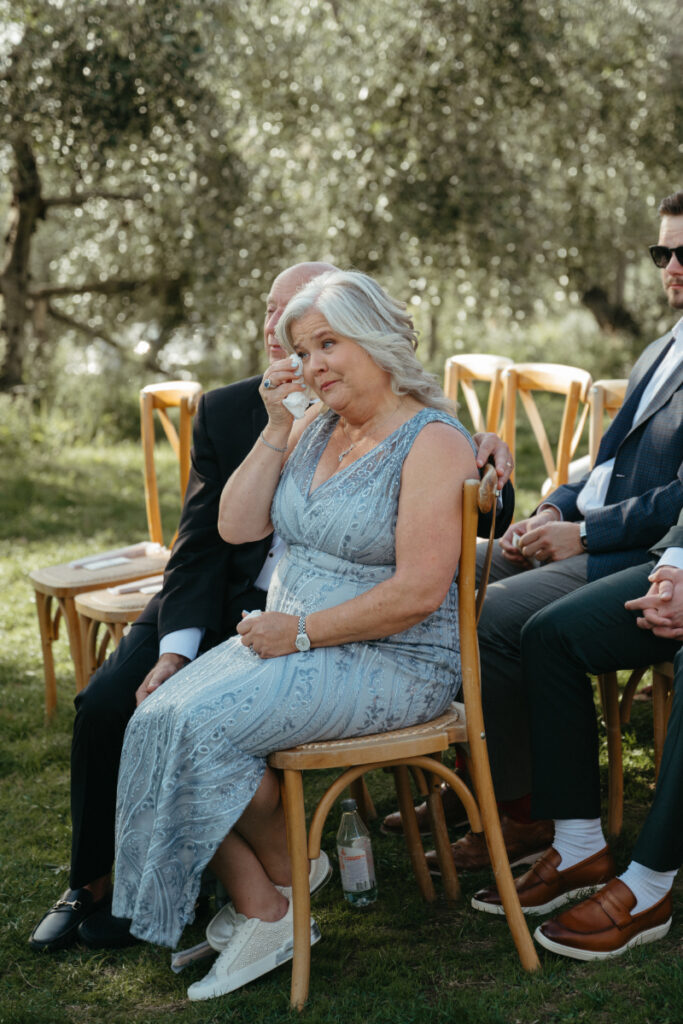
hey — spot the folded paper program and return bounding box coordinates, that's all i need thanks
[107,574,164,596]
[70,542,164,570]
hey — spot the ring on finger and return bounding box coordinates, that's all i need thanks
[263,378,273,390]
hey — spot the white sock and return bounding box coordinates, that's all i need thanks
[552,818,607,871]
[618,861,677,914]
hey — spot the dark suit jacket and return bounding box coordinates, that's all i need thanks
[136,376,270,648]
[547,331,683,581]
[652,507,683,557]
[136,377,514,648]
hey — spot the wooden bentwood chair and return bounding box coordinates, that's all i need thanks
[30,381,201,714]
[584,379,675,836]
[502,362,593,496]
[443,353,513,434]
[268,466,540,1010]
[73,381,202,684]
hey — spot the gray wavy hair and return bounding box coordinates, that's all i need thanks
[275,269,454,413]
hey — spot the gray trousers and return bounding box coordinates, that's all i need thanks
[475,541,588,801]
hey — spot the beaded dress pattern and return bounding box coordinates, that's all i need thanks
[113,407,473,946]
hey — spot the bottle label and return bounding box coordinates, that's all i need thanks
[338,845,375,892]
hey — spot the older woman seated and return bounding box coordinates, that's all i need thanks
[112,269,477,999]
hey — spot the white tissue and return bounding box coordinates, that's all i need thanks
[283,392,309,419]
[283,354,308,418]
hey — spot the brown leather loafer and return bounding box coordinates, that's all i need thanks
[380,781,468,836]
[425,815,553,875]
[471,846,616,915]
[534,878,673,960]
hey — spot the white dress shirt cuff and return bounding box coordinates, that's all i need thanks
[656,547,683,571]
[159,627,205,662]
[537,502,563,521]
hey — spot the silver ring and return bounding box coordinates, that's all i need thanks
[263,378,272,390]
[505,460,513,468]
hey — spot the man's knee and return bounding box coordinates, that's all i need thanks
[520,603,567,662]
[74,662,134,734]
[73,624,157,730]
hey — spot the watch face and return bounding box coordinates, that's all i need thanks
[295,634,310,652]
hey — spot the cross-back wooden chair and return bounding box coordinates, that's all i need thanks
[29,381,202,715]
[443,354,513,434]
[73,382,202,684]
[588,378,628,468]
[599,663,674,837]
[268,465,540,1010]
[501,363,593,497]
[584,378,674,835]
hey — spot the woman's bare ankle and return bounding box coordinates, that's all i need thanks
[235,889,289,922]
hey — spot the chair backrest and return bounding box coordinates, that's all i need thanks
[444,353,513,434]
[588,378,628,468]
[462,466,499,688]
[502,362,593,496]
[140,381,203,547]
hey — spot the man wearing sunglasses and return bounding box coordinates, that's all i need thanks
[472,490,683,962]
[397,191,683,874]
[468,198,683,957]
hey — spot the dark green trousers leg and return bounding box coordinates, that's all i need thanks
[521,562,679,833]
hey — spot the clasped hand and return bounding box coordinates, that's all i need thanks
[624,565,683,639]
[237,610,299,658]
[500,509,583,565]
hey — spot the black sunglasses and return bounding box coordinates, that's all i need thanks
[649,244,683,268]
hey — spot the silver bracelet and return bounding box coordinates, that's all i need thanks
[260,431,287,453]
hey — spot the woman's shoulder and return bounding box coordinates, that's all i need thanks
[404,406,476,451]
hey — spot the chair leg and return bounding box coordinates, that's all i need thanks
[425,768,461,901]
[652,669,673,779]
[466,745,541,972]
[478,793,541,971]
[393,765,435,902]
[34,590,58,719]
[619,667,647,725]
[60,595,88,693]
[280,768,312,1011]
[350,776,377,823]
[598,673,623,837]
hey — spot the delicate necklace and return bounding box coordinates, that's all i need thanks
[337,402,402,463]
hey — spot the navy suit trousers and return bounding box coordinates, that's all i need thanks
[522,562,682,871]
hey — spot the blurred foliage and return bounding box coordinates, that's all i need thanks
[0,0,681,423]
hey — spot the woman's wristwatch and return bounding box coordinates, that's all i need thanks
[295,614,311,652]
[579,521,588,550]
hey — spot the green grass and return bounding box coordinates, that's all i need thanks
[1,434,681,1024]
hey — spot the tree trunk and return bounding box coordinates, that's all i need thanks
[0,136,45,390]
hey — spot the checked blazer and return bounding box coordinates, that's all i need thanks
[547,330,683,581]
[652,506,683,556]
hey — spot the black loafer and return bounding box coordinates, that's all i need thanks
[77,907,139,950]
[29,888,109,952]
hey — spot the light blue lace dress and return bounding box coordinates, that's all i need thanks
[112,407,473,946]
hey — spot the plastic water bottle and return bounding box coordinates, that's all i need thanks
[336,797,377,907]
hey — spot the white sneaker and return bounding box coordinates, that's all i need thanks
[206,850,332,952]
[187,901,321,1001]
[276,849,333,902]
